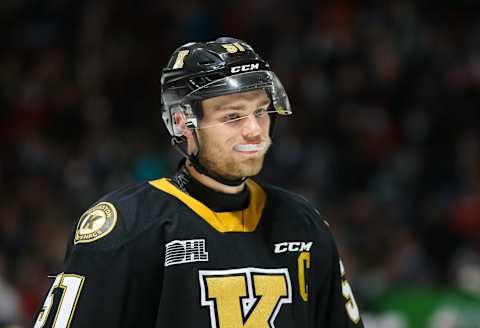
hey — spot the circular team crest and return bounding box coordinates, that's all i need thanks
[74,202,117,244]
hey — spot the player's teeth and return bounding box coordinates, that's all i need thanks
[234,143,263,151]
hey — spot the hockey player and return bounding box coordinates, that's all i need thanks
[33,37,364,327]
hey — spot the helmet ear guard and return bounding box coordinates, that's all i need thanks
[162,102,199,138]
[172,113,184,137]
[171,107,189,137]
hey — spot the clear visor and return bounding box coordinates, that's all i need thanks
[187,70,292,116]
[195,108,280,130]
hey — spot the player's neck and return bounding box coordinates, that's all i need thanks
[186,162,245,194]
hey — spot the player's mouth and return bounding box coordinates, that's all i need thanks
[233,142,266,154]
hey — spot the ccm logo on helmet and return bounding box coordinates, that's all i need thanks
[230,63,260,73]
[274,241,313,254]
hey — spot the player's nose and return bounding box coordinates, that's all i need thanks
[241,113,262,138]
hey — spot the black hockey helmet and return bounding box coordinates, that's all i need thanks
[160,37,292,185]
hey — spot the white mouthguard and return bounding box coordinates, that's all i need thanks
[234,143,265,152]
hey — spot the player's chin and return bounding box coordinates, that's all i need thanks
[238,159,264,177]
[235,156,266,175]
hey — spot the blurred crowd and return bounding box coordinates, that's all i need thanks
[1,0,480,326]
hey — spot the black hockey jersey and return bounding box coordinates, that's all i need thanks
[32,178,364,327]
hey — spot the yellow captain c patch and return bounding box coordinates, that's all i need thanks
[74,202,117,244]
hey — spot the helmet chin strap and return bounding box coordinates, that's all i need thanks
[171,135,247,187]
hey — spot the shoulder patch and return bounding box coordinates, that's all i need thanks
[74,202,117,244]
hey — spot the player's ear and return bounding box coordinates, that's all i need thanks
[172,111,193,139]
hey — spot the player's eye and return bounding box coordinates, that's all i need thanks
[254,107,269,117]
[223,113,241,122]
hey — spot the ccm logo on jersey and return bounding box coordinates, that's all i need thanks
[165,239,209,267]
[230,63,260,73]
[274,241,313,254]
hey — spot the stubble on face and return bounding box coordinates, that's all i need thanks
[197,128,271,180]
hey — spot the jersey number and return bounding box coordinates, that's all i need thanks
[199,268,292,328]
[339,260,361,323]
[34,273,85,328]
[221,42,246,53]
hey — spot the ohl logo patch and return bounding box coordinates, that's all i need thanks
[74,202,117,244]
[164,239,209,267]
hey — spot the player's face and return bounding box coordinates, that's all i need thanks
[196,89,272,180]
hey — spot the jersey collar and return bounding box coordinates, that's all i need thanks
[149,178,266,233]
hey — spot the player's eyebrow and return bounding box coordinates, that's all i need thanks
[217,99,270,111]
[216,105,244,111]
